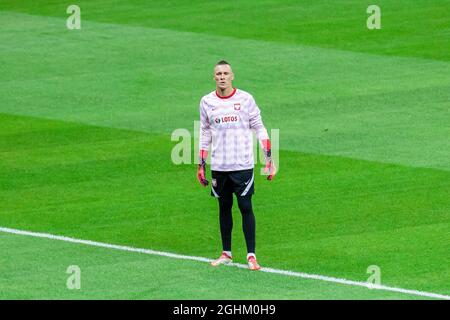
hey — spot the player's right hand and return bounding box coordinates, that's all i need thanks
[197,164,209,187]
[197,162,209,187]
[197,149,209,187]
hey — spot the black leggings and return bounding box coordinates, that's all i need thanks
[218,194,255,254]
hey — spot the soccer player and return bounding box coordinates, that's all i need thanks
[197,60,276,271]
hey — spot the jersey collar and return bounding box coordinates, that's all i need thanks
[216,88,237,99]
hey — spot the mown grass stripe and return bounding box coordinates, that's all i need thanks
[1,226,449,300]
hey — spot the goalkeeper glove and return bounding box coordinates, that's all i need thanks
[261,139,276,181]
[197,150,209,187]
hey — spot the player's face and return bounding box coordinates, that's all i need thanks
[214,64,234,90]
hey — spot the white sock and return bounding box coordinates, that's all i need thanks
[247,253,256,260]
[223,251,232,258]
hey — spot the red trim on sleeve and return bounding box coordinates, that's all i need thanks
[261,139,271,151]
[199,149,208,160]
[216,88,237,99]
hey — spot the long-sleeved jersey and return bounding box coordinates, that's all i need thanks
[199,88,269,171]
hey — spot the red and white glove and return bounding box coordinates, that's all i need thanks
[197,150,209,187]
[261,139,276,181]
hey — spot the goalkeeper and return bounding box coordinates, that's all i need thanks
[197,60,276,271]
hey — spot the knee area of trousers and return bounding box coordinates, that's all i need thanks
[237,197,253,214]
[218,197,233,209]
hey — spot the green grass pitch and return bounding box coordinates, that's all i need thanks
[0,0,449,299]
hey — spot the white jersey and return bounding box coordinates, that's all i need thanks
[199,88,269,172]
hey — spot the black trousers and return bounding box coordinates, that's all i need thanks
[218,193,256,254]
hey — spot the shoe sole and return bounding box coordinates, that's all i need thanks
[211,259,232,267]
[248,263,261,271]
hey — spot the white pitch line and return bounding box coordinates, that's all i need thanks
[1,226,449,300]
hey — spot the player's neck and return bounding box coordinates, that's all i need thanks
[216,86,235,98]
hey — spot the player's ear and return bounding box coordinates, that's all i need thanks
[231,72,235,81]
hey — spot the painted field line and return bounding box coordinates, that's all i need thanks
[1,226,449,300]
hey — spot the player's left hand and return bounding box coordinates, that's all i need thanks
[261,139,276,181]
[264,159,276,181]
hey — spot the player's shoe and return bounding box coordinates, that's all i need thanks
[210,252,232,267]
[247,256,261,271]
